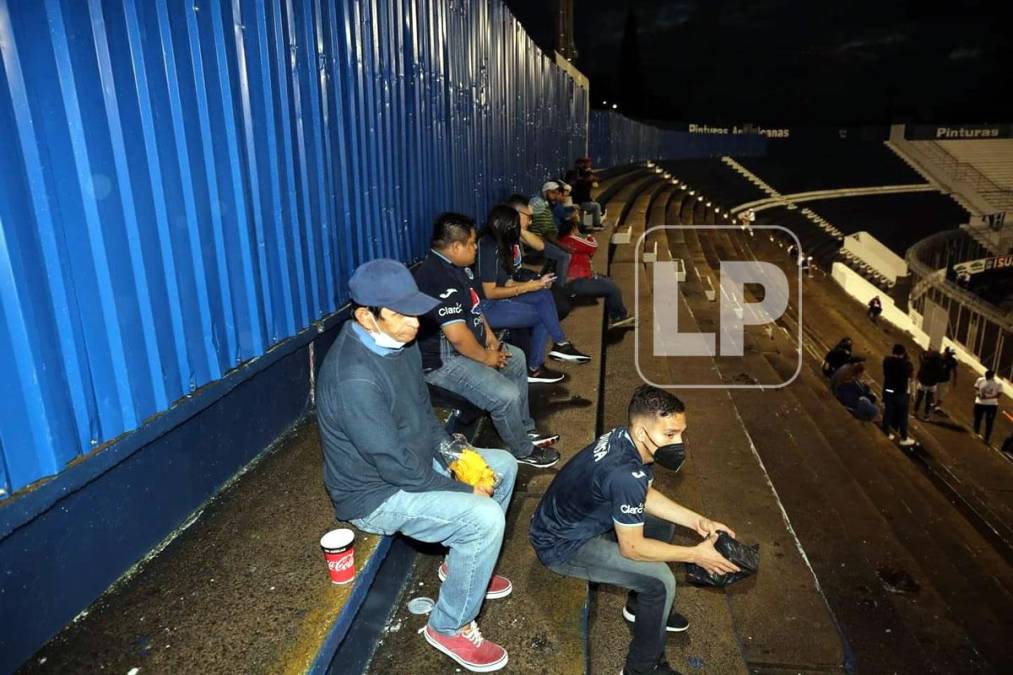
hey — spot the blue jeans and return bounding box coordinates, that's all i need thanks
[882,391,910,439]
[545,515,676,672]
[481,290,566,369]
[581,201,602,227]
[350,447,518,635]
[425,344,537,459]
[568,274,628,320]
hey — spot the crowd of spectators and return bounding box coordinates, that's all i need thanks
[312,159,731,675]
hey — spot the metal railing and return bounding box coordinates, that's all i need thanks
[907,230,1012,378]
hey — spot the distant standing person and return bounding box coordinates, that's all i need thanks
[867,296,883,323]
[934,347,958,411]
[973,370,1003,445]
[882,344,917,447]
[913,349,946,419]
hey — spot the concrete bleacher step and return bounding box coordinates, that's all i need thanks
[22,420,389,675]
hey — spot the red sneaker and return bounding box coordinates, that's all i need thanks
[423,623,508,672]
[438,562,512,599]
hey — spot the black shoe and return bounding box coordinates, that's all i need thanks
[609,315,636,329]
[516,446,560,468]
[548,342,591,363]
[622,601,689,632]
[528,431,560,448]
[527,366,565,383]
[621,661,683,675]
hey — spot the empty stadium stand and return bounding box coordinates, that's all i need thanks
[736,139,927,194]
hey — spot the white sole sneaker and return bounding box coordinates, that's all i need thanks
[422,627,509,673]
[438,565,513,599]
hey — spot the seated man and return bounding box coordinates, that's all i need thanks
[530,385,739,675]
[556,219,635,329]
[506,193,571,290]
[317,259,517,672]
[529,181,563,239]
[414,212,561,468]
[565,157,604,230]
[832,362,879,421]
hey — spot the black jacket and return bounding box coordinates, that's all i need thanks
[882,354,913,393]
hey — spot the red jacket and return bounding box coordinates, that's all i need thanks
[558,233,598,281]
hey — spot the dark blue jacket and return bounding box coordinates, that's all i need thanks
[316,322,470,520]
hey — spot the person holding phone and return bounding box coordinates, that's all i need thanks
[476,204,591,384]
[414,213,561,468]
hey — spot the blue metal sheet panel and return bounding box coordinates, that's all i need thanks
[0,0,588,498]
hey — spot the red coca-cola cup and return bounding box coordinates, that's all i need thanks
[320,528,356,585]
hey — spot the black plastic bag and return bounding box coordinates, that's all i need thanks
[685,531,760,587]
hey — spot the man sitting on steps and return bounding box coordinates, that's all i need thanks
[529,385,740,675]
[414,212,561,469]
[316,259,517,673]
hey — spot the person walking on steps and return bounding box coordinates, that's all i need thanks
[973,370,1003,445]
[882,344,916,447]
[913,349,946,420]
[933,347,958,413]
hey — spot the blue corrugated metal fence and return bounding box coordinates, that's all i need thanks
[0,0,588,498]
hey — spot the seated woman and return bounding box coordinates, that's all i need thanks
[556,219,634,329]
[833,362,879,421]
[477,204,591,384]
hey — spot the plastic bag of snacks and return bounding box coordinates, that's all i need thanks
[439,434,499,493]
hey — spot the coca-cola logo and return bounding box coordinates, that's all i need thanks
[328,555,354,573]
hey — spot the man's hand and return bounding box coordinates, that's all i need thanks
[695,517,735,540]
[483,348,508,369]
[693,534,741,576]
[486,334,501,352]
[537,274,555,289]
[472,483,493,497]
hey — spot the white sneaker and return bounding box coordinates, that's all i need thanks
[898,437,916,447]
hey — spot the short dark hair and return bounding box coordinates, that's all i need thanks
[351,301,383,319]
[431,212,475,249]
[986,369,995,379]
[627,385,685,425]
[892,344,906,356]
[505,194,529,209]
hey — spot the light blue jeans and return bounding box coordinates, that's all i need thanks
[350,447,518,635]
[425,344,537,459]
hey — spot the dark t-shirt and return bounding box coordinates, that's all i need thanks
[476,236,514,296]
[882,355,913,393]
[413,251,486,371]
[529,427,653,567]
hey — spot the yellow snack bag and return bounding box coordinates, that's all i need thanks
[449,449,497,489]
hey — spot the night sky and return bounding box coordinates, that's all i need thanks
[503,0,1012,125]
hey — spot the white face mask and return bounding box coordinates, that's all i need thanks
[368,314,407,350]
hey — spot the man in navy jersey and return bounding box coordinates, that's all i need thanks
[529,385,739,675]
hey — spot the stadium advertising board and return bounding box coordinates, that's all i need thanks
[905,124,1013,140]
[952,254,1013,276]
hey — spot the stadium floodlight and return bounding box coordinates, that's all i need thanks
[696,196,703,202]
[612,103,618,110]
[688,190,695,195]
[706,202,712,207]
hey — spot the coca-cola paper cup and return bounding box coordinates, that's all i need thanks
[320,528,356,585]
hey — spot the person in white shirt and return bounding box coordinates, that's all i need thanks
[972,369,1003,444]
